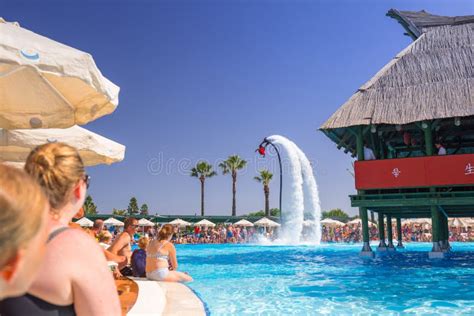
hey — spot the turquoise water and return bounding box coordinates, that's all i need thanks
[177,243,474,315]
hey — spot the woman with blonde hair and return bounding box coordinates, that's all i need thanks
[0,165,49,300]
[146,224,193,282]
[0,143,120,315]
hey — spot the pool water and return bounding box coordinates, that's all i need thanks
[177,243,474,315]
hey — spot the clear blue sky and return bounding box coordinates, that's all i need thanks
[4,0,473,216]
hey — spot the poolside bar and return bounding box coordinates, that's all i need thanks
[320,9,474,258]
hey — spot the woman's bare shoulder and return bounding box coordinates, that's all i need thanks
[52,228,104,257]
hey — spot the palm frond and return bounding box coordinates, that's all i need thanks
[191,161,217,178]
[219,161,229,174]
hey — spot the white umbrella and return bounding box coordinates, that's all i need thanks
[104,217,124,227]
[465,218,474,226]
[0,18,119,129]
[253,217,280,227]
[194,219,216,227]
[169,218,191,227]
[346,218,377,227]
[449,218,469,228]
[403,218,431,225]
[138,218,155,227]
[0,126,125,166]
[234,219,254,227]
[75,217,93,227]
[320,218,345,227]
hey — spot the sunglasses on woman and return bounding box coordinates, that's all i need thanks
[83,174,91,189]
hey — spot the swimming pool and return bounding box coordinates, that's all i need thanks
[178,243,474,315]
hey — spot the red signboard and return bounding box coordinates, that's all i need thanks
[355,154,474,190]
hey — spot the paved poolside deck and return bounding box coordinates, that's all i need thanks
[160,282,205,316]
[126,278,205,316]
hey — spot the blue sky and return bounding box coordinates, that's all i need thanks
[4,0,473,216]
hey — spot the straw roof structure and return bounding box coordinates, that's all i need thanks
[321,9,474,131]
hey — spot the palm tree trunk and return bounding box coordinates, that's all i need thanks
[232,172,237,216]
[200,177,205,216]
[264,185,270,217]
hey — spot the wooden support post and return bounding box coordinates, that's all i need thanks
[424,121,443,258]
[356,126,373,257]
[377,213,387,251]
[396,217,404,248]
[356,125,365,161]
[359,207,372,253]
[386,214,395,250]
[445,216,451,250]
[439,215,445,248]
[440,215,451,251]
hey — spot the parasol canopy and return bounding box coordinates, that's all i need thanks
[75,217,93,227]
[168,218,191,227]
[253,217,280,228]
[0,125,125,166]
[194,219,216,227]
[0,18,119,129]
[104,217,124,227]
[346,218,377,227]
[234,219,254,227]
[320,218,345,227]
[138,218,155,227]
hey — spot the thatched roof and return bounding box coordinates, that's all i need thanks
[387,9,474,40]
[320,9,474,130]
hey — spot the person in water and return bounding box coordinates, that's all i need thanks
[0,143,121,316]
[146,224,193,282]
[0,165,49,300]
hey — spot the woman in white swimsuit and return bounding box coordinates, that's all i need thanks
[146,224,193,282]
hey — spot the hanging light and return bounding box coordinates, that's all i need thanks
[421,122,428,129]
[455,117,461,126]
[370,125,376,133]
[395,125,402,131]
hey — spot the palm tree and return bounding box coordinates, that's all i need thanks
[254,170,273,217]
[219,155,247,216]
[191,161,217,216]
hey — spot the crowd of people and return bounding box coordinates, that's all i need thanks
[173,225,275,244]
[321,222,474,243]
